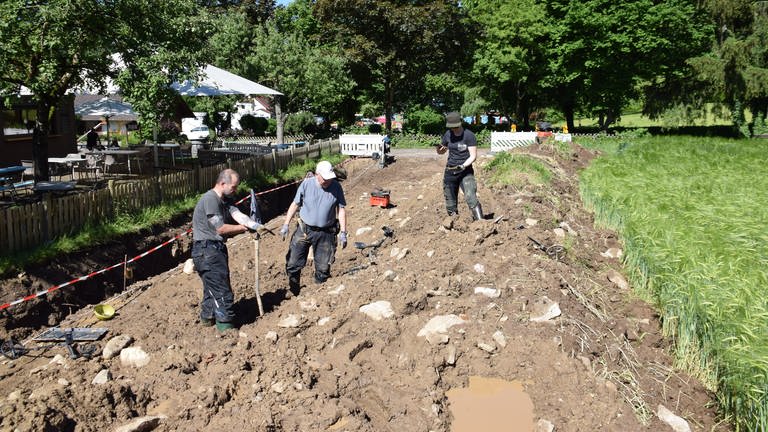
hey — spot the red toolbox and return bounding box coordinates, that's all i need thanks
[369,189,390,207]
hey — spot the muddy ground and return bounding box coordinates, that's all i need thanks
[0,143,728,431]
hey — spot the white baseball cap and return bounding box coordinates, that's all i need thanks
[316,160,336,180]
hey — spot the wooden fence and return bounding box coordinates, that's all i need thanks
[0,138,339,255]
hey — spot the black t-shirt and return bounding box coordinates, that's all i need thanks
[441,128,477,167]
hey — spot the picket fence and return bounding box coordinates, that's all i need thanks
[0,139,339,254]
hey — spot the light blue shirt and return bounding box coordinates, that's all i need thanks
[294,177,346,228]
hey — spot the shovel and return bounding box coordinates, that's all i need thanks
[253,233,265,317]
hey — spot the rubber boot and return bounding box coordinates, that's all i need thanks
[216,322,235,332]
[471,203,484,221]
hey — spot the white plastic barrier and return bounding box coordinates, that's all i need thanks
[490,132,538,152]
[340,134,386,157]
[554,133,572,142]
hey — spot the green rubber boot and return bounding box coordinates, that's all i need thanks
[216,322,235,332]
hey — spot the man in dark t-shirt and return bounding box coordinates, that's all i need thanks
[436,111,484,221]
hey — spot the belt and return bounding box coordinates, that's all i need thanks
[194,239,225,247]
[299,219,334,233]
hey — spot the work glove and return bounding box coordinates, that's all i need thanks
[339,231,348,249]
[280,224,290,241]
[436,145,447,155]
[247,222,270,236]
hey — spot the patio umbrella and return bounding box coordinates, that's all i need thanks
[75,97,137,143]
[171,64,282,96]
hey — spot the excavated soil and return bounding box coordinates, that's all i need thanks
[0,143,729,431]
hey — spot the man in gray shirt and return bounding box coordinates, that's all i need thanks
[192,168,265,331]
[279,160,347,298]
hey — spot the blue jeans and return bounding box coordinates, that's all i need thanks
[443,166,478,215]
[192,240,234,324]
[285,223,337,287]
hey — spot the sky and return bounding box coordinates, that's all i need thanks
[276,0,292,6]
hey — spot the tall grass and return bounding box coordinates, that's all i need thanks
[579,135,768,430]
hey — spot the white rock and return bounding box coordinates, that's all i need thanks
[265,331,278,343]
[7,390,21,400]
[473,263,485,273]
[474,287,500,298]
[426,250,435,258]
[536,419,555,432]
[417,315,468,345]
[92,369,111,385]
[383,270,397,281]
[49,354,66,365]
[277,314,301,328]
[559,221,577,235]
[114,415,167,432]
[271,381,287,393]
[328,284,346,295]
[299,299,318,311]
[388,208,399,217]
[477,342,496,353]
[492,331,507,348]
[529,296,561,322]
[601,247,623,259]
[396,248,409,260]
[120,347,150,368]
[417,194,423,200]
[607,269,629,290]
[359,301,394,321]
[57,378,70,386]
[317,317,331,326]
[657,405,691,432]
[103,334,134,359]
[525,218,538,226]
[355,226,373,236]
[183,258,195,274]
[398,216,411,227]
[390,247,400,258]
[553,228,566,238]
[445,344,457,365]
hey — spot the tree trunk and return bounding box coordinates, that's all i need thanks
[32,103,51,182]
[385,82,393,134]
[274,95,283,144]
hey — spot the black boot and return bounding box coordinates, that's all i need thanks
[471,203,484,221]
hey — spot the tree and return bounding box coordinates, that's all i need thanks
[0,0,209,181]
[314,0,468,133]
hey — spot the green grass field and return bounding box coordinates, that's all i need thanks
[577,135,768,430]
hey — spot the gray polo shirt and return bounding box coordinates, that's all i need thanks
[293,177,346,228]
[192,189,236,241]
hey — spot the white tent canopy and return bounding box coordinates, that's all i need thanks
[171,65,282,97]
[75,97,137,121]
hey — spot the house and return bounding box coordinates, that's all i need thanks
[230,97,273,130]
[0,95,77,166]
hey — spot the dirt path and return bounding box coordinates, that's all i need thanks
[0,144,727,431]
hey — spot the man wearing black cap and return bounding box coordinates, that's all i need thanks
[436,111,484,221]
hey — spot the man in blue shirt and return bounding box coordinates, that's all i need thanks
[279,161,347,298]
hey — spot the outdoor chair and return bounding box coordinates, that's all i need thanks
[20,160,34,181]
[75,154,102,180]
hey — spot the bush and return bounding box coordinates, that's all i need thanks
[239,115,269,135]
[285,111,317,135]
[405,107,444,135]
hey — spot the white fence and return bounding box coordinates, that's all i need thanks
[491,131,572,152]
[340,134,386,157]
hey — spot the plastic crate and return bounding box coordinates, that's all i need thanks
[369,195,389,207]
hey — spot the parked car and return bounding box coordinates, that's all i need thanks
[181,125,210,142]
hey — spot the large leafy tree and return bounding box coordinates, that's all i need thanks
[314,0,468,133]
[0,0,209,181]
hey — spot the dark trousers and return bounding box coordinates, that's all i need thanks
[192,240,234,323]
[285,223,337,287]
[443,166,478,215]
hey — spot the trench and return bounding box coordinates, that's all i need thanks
[0,181,299,340]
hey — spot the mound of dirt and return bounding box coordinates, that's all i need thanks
[0,144,727,431]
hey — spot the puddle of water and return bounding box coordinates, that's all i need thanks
[446,376,534,432]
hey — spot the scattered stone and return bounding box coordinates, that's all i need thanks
[7,390,21,401]
[388,208,399,217]
[426,250,435,258]
[317,317,331,326]
[120,347,150,368]
[441,216,455,230]
[57,378,69,386]
[383,270,397,281]
[183,258,195,274]
[473,263,485,273]
[657,404,691,432]
[577,355,591,371]
[492,331,507,348]
[114,415,167,432]
[445,344,457,366]
[536,419,555,432]
[265,331,278,343]
[278,315,301,328]
[601,248,623,259]
[359,301,395,321]
[477,342,495,353]
[238,331,248,338]
[474,287,500,298]
[299,299,318,311]
[399,216,411,227]
[92,369,111,385]
[103,335,134,359]
[525,218,538,226]
[559,221,577,235]
[417,314,468,345]
[271,381,287,394]
[355,226,373,236]
[529,296,561,322]
[390,247,400,257]
[606,269,629,290]
[328,284,346,295]
[553,228,566,238]
[552,335,562,346]
[396,248,409,260]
